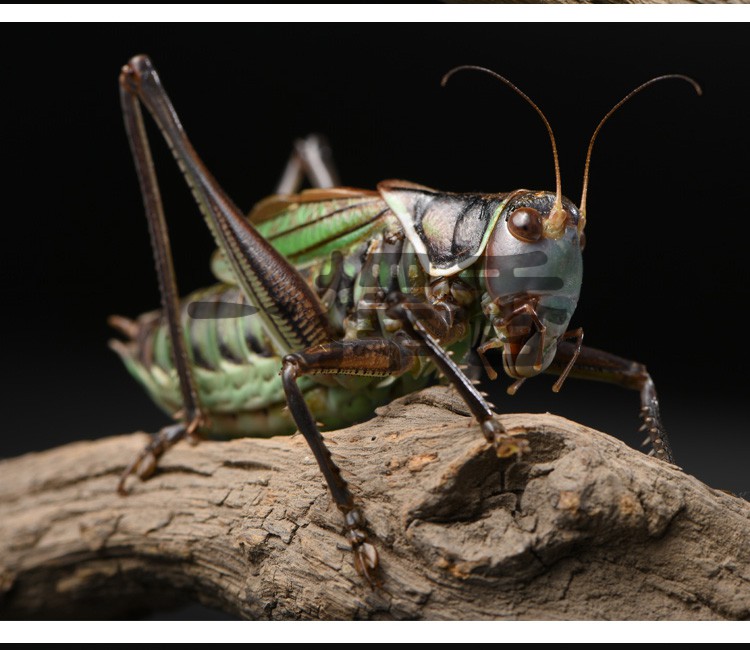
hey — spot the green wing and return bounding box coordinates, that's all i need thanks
[211,188,395,284]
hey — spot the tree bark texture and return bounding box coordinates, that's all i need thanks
[1,387,748,620]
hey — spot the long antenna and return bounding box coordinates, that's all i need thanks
[579,74,702,231]
[442,65,566,236]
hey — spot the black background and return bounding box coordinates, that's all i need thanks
[2,22,748,602]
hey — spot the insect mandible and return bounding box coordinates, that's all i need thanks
[111,56,700,585]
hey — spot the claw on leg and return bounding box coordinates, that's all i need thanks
[480,417,529,459]
[344,508,380,587]
[493,433,531,459]
[353,542,380,587]
[118,420,201,495]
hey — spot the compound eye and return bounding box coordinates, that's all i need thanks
[508,208,543,242]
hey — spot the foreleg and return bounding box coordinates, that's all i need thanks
[548,341,674,462]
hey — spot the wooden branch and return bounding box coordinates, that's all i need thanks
[1,387,748,620]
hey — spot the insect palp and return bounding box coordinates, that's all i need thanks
[507,378,526,396]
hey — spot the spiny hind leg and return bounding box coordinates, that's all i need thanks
[118,61,207,493]
[121,57,389,585]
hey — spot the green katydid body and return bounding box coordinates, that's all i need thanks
[112,184,516,438]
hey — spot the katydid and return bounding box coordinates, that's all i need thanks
[112,56,699,585]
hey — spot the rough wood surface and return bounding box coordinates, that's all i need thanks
[1,386,748,620]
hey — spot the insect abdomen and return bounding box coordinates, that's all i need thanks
[110,284,303,434]
[110,279,433,438]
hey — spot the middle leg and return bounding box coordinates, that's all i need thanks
[281,337,419,585]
